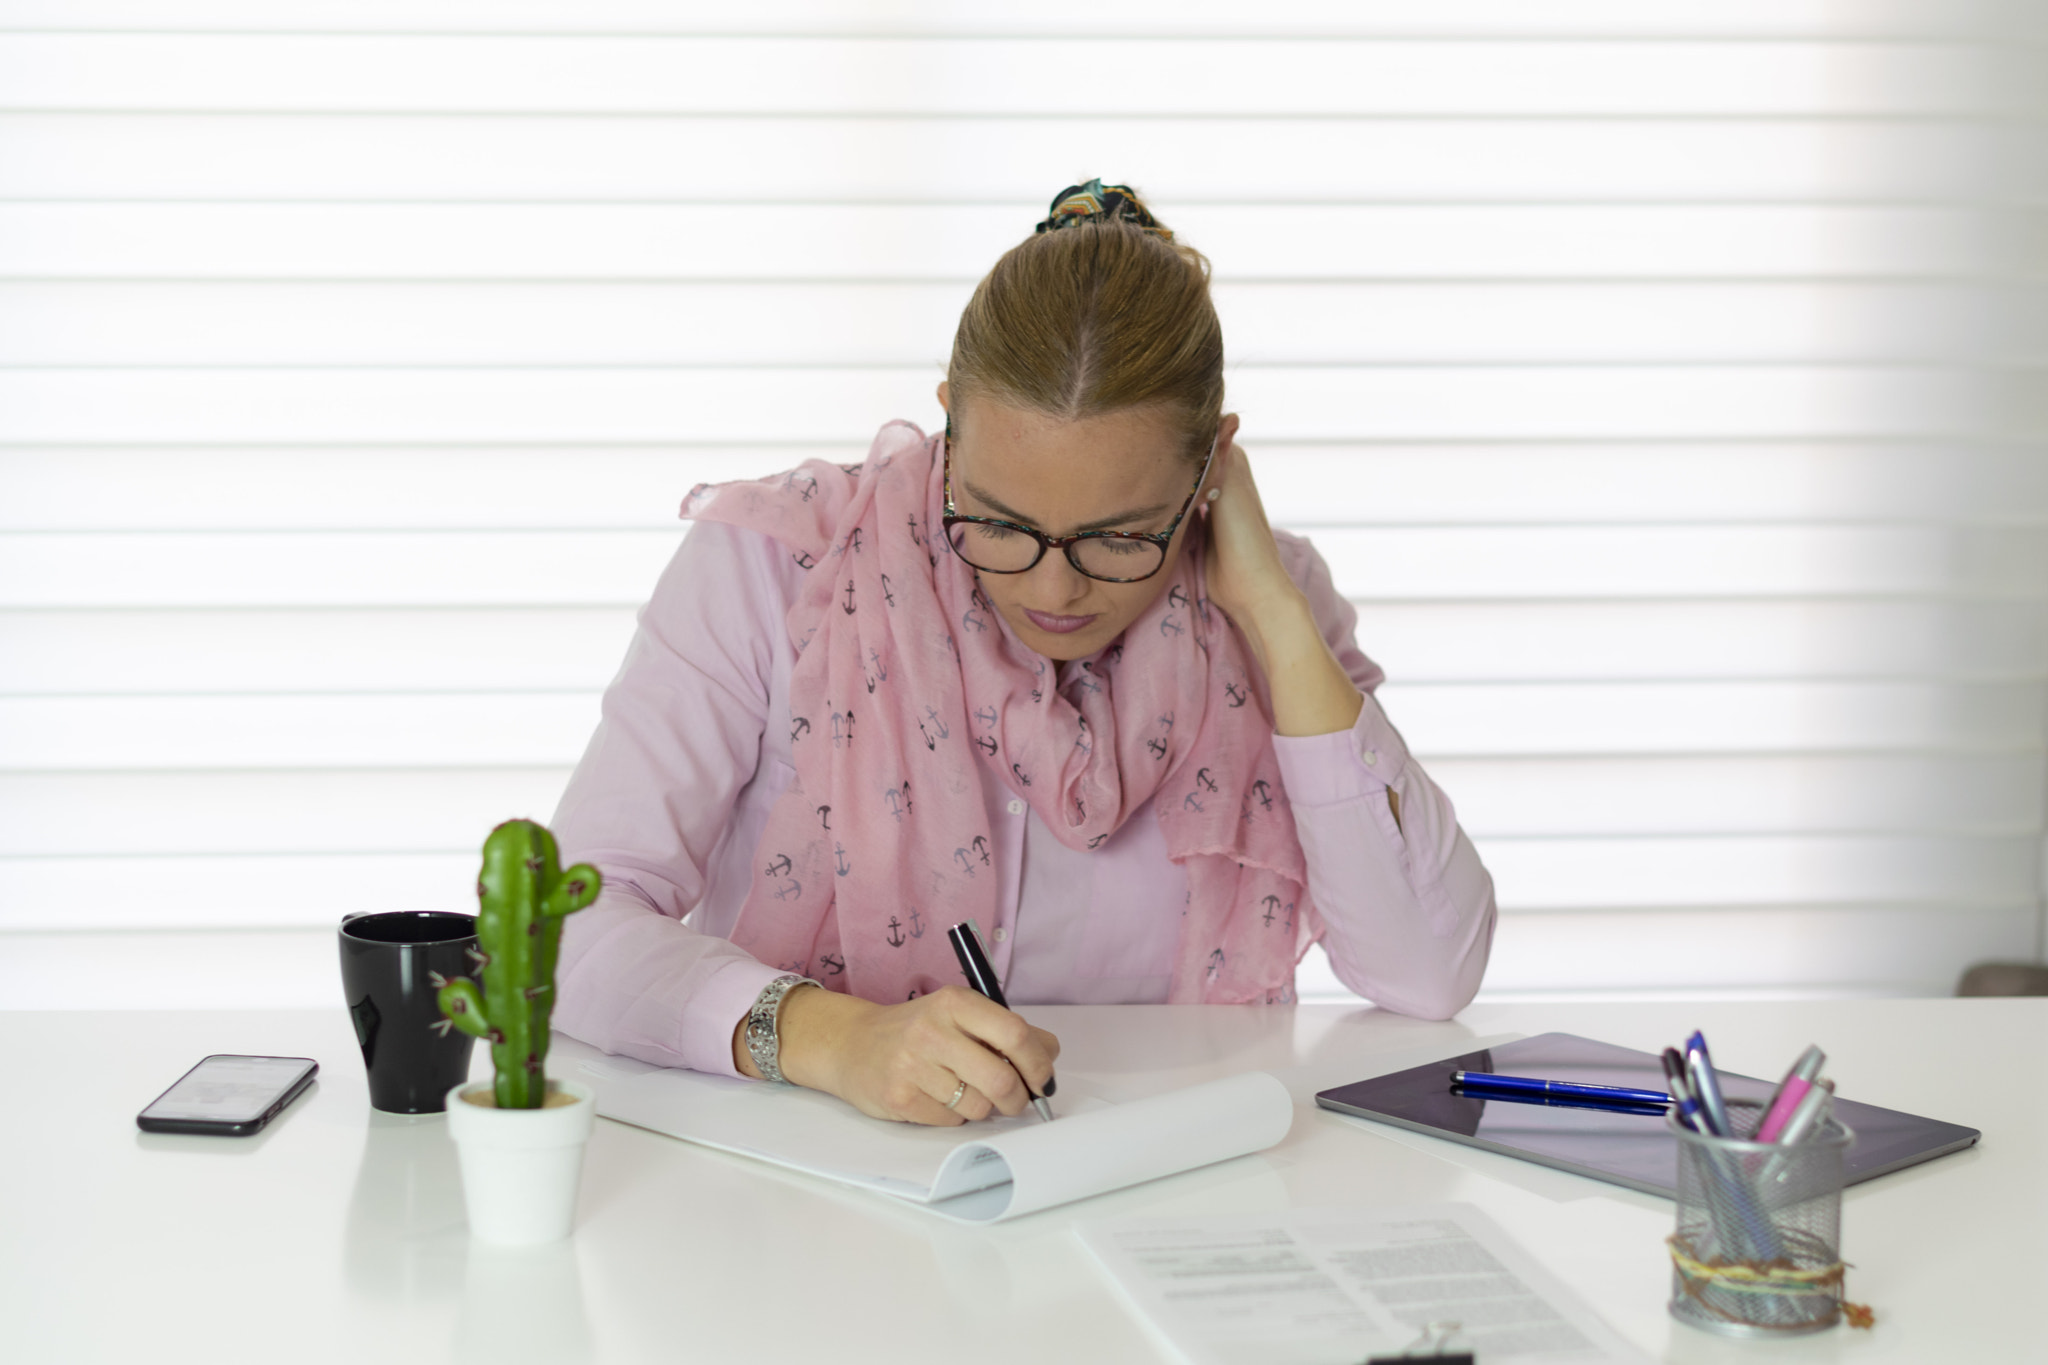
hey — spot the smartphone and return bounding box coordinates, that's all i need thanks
[136,1054,319,1136]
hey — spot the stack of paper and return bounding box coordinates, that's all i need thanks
[555,1036,1294,1223]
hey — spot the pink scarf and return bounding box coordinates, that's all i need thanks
[681,421,1318,1004]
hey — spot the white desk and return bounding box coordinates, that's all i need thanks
[4,999,2037,1363]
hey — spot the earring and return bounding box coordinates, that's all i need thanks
[945,415,954,441]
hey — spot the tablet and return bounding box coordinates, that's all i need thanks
[1315,1032,1980,1198]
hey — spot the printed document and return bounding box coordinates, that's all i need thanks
[1079,1203,1650,1364]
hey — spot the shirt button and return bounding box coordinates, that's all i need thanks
[1362,750,1379,767]
[993,927,1008,943]
[1007,799,1025,815]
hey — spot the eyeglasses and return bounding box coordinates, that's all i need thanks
[941,432,1216,584]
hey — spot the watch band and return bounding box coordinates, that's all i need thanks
[744,974,820,1085]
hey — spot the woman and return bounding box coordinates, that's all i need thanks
[551,181,1497,1127]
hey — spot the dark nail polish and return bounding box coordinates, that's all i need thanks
[1042,1075,1057,1097]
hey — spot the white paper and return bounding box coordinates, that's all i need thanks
[554,1036,1293,1223]
[1078,1203,1651,1365]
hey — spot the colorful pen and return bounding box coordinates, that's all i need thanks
[1756,1044,1826,1143]
[1684,1031,1733,1137]
[1449,1072,1670,1107]
[1771,1079,1835,1147]
[1759,1080,1835,1184]
[946,920,1055,1122]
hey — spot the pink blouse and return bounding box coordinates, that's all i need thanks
[551,519,1497,1077]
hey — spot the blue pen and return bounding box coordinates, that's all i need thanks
[1450,1087,1670,1117]
[1684,1031,1733,1137]
[1670,1039,1784,1264]
[1449,1072,1670,1107]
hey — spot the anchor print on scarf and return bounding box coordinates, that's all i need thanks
[1146,710,1175,761]
[951,834,991,877]
[680,421,1318,1004]
[905,510,937,567]
[1168,585,1214,655]
[1240,777,1276,824]
[882,780,913,822]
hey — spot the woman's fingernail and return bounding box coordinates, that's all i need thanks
[1042,1076,1058,1096]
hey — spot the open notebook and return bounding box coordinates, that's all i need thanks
[553,1036,1293,1223]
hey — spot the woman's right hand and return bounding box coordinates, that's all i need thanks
[736,983,1060,1126]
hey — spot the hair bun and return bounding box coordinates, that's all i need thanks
[1033,179,1175,241]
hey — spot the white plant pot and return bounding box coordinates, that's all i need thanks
[444,1078,595,1246]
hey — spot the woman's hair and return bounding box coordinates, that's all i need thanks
[946,182,1223,465]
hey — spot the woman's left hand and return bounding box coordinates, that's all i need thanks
[1198,419,1302,631]
[1196,419,1367,736]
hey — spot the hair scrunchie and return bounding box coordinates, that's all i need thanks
[1033,178,1175,241]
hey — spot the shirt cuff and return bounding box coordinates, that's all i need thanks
[1271,691,1414,809]
[682,956,794,1079]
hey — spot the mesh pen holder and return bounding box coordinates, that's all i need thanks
[1667,1099,1854,1338]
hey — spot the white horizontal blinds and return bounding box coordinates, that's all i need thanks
[2,5,2043,1008]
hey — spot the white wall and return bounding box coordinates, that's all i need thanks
[2,1,2043,1007]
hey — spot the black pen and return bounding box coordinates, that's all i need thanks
[946,920,1055,1121]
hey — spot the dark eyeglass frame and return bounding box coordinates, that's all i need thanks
[940,432,1218,584]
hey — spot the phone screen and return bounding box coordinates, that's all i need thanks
[141,1055,317,1125]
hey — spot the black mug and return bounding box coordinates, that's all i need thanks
[338,911,480,1114]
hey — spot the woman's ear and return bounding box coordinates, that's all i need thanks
[935,381,950,416]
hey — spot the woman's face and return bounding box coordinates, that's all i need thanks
[937,385,1225,662]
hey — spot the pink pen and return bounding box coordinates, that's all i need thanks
[1757,1044,1826,1142]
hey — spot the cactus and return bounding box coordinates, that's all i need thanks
[434,819,602,1109]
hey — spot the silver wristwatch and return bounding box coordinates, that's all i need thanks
[743,974,820,1084]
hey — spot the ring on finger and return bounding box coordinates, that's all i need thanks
[944,1078,968,1110]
